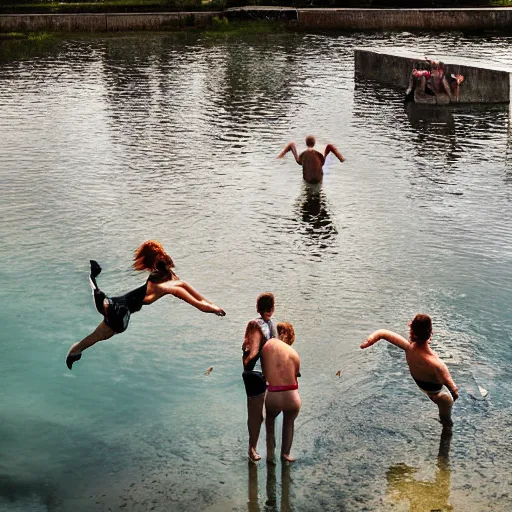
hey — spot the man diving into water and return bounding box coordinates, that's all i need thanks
[277,135,345,184]
[361,314,459,429]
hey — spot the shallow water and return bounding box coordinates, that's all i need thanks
[1,29,512,511]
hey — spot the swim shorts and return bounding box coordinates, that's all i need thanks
[242,371,267,398]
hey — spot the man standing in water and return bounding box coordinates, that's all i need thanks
[277,135,345,184]
[361,314,458,429]
[262,322,301,463]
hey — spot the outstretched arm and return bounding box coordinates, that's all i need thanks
[324,144,345,163]
[278,141,300,164]
[360,329,410,351]
[161,280,225,316]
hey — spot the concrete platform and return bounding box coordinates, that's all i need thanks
[354,48,512,104]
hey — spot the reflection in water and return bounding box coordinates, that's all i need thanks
[248,462,260,512]
[505,118,512,181]
[404,102,456,134]
[294,183,337,251]
[354,78,510,176]
[0,474,57,511]
[386,428,453,512]
[248,462,292,512]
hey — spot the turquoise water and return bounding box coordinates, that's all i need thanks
[1,30,512,511]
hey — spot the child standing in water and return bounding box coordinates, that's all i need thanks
[242,293,278,462]
[361,314,458,429]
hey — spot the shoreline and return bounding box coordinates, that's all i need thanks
[2,7,512,32]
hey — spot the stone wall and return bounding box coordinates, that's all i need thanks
[0,12,215,32]
[296,8,512,30]
[354,48,511,103]
[2,7,512,33]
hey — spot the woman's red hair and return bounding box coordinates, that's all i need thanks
[277,322,295,346]
[133,240,174,272]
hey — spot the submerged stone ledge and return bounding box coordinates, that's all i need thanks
[355,48,511,104]
[2,7,512,33]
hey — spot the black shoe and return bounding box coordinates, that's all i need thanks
[90,260,102,280]
[66,353,82,370]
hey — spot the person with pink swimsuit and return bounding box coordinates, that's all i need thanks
[261,322,301,463]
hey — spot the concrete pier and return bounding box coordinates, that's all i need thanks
[354,48,512,104]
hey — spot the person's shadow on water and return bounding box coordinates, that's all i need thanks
[248,461,292,512]
[386,428,453,512]
[294,183,337,252]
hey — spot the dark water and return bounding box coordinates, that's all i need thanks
[1,29,511,511]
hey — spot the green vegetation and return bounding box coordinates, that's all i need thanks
[0,31,60,60]
[0,0,225,14]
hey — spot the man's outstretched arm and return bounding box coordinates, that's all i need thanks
[324,144,345,163]
[278,141,300,163]
[360,330,410,351]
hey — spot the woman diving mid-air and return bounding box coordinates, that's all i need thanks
[66,240,226,370]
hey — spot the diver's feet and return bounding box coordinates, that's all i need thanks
[66,352,82,370]
[281,454,296,463]
[89,260,102,291]
[90,260,102,279]
[216,308,226,317]
[248,447,261,462]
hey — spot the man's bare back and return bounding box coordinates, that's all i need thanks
[278,135,345,184]
[261,332,301,463]
[261,338,300,387]
[361,314,458,429]
[299,148,325,184]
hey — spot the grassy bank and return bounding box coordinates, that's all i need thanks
[0,30,60,59]
[1,0,512,14]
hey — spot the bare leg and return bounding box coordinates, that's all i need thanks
[66,321,115,369]
[281,409,299,462]
[430,390,454,429]
[324,144,345,163]
[441,76,452,99]
[265,411,277,465]
[247,394,265,461]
